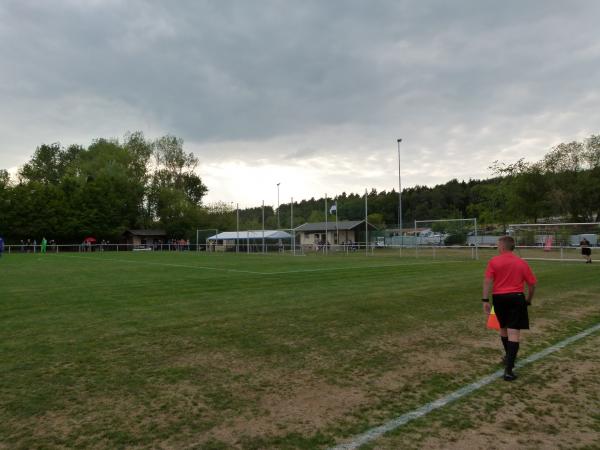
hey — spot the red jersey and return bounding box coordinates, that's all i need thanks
[485,252,537,294]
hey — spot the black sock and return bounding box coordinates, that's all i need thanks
[506,341,520,372]
[501,336,509,354]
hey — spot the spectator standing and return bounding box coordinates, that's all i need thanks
[580,237,592,264]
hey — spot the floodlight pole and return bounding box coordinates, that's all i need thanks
[474,217,479,260]
[325,193,328,255]
[262,200,265,253]
[291,196,295,255]
[335,196,339,245]
[414,220,418,258]
[236,203,239,253]
[365,188,369,256]
[277,182,280,229]
[397,138,403,254]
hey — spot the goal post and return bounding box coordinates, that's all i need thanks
[508,222,600,261]
[413,218,480,260]
[195,229,218,251]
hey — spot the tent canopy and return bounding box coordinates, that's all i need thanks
[207,230,292,241]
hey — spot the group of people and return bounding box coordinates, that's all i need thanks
[341,240,358,251]
[313,240,358,251]
[18,237,52,253]
[314,240,331,251]
[160,239,190,251]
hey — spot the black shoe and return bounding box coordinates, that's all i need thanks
[503,370,518,381]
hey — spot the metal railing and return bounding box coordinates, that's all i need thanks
[2,242,594,261]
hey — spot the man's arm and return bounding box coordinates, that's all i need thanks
[482,277,493,314]
[523,262,537,305]
[526,283,536,305]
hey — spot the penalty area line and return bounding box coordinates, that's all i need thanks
[329,322,600,450]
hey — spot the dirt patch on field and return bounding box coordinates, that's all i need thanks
[15,306,598,450]
[158,325,483,447]
[186,323,506,447]
[371,331,600,450]
[206,380,368,446]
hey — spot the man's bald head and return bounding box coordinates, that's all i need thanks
[498,236,515,252]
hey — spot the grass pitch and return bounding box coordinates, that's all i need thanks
[1,251,599,449]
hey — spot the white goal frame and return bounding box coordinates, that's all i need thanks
[508,222,600,261]
[195,229,218,251]
[414,218,479,259]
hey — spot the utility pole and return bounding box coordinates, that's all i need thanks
[277,182,281,229]
[397,138,403,253]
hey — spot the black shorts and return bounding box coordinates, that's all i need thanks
[493,293,529,330]
[582,248,591,256]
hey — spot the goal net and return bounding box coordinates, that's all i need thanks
[508,222,600,261]
[195,229,218,251]
[412,218,480,260]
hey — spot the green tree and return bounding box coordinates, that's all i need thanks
[492,159,552,223]
[149,136,208,235]
[367,213,385,228]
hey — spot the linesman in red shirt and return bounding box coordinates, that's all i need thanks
[482,236,537,381]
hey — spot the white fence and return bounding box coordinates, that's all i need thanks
[2,242,595,261]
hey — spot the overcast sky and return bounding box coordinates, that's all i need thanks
[1,1,599,207]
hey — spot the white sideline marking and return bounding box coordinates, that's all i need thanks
[261,260,463,275]
[523,257,586,263]
[58,255,464,275]
[330,322,600,450]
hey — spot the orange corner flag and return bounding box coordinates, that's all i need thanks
[487,306,500,330]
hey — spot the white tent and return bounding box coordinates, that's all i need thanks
[206,230,292,241]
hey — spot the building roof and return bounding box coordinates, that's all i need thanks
[124,229,167,236]
[295,220,376,232]
[207,230,292,241]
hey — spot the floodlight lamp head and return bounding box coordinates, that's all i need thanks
[397,138,402,143]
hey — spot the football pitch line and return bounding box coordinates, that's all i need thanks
[522,257,587,263]
[58,254,267,274]
[257,260,464,274]
[329,322,600,450]
[57,254,465,275]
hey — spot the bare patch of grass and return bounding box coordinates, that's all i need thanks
[370,331,600,450]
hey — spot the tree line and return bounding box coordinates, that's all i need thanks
[1,133,598,243]
[0,132,207,242]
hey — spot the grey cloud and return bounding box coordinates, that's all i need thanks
[284,148,317,160]
[1,0,600,195]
